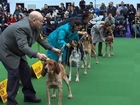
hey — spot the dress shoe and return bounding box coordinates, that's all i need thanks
[98,53,103,56]
[24,97,41,103]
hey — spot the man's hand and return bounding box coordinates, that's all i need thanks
[52,47,61,54]
[36,53,47,61]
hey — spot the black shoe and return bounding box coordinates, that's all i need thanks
[24,97,41,103]
[98,53,103,56]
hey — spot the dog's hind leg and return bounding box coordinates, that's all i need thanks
[91,45,99,64]
[92,50,99,64]
[63,76,73,99]
[51,89,56,99]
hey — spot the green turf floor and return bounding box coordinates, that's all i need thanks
[1,38,140,105]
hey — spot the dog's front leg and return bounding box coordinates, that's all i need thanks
[111,44,114,56]
[76,63,80,82]
[47,87,51,105]
[63,76,73,99]
[103,44,107,57]
[69,60,72,81]
[82,54,87,75]
[108,45,111,57]
[58,86,62,105]
[87,52,91,69]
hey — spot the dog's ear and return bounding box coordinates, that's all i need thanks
[80,35,84,43]
[54,62,60,74]
[110,38,113,42]
[41,60,47,77]
[105,38,108,42]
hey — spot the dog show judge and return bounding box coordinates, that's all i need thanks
[0,11,61,105]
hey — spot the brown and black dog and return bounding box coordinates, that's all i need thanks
[41,59,72,105]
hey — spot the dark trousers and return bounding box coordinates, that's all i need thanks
[2,59,36,105]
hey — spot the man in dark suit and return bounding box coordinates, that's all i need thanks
[107,2,116,17]
[0,11,61,105]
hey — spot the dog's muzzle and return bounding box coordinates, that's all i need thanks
[86,37,89,41]
[41,67,48,76]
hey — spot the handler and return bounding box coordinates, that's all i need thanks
[0,11,61,105]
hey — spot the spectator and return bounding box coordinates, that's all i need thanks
[128,4,136,34]
[17,13,23,21]
[79,0,86,10]
[41,4,50,16]
[7,14,16,25]
[86,2,94,12]
[132,12,140,37]
[69,5,77,18]
[105,13,115,31]
[107,2,116,17]
[13,5,22,15]
[101,12,108,21]
[99,2,107,15]
[0,13,8,32]
[42,13,55,37]
[117,1,128,19]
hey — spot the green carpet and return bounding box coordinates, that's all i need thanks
[1,38,140,105]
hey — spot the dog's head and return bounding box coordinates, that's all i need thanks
[41,59,60,76]
[105,36,113,44]
[81,34,93,44]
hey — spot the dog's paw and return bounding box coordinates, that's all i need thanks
[87,65,91,69]
[81,65,84,69]
[69,77,71,82]
[51,94,56,99]
[84,71,87,75]
[96,61,99,64]
[111,53,114,56]
[68,94,73,99]
[75,78,79,82]
[108,54,111,57]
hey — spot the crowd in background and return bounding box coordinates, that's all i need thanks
[0,0,140,37]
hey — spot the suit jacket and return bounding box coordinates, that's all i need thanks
[107,6,116,17]
[0,17,51,69]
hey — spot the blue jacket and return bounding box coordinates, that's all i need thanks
[47,23,79,62]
